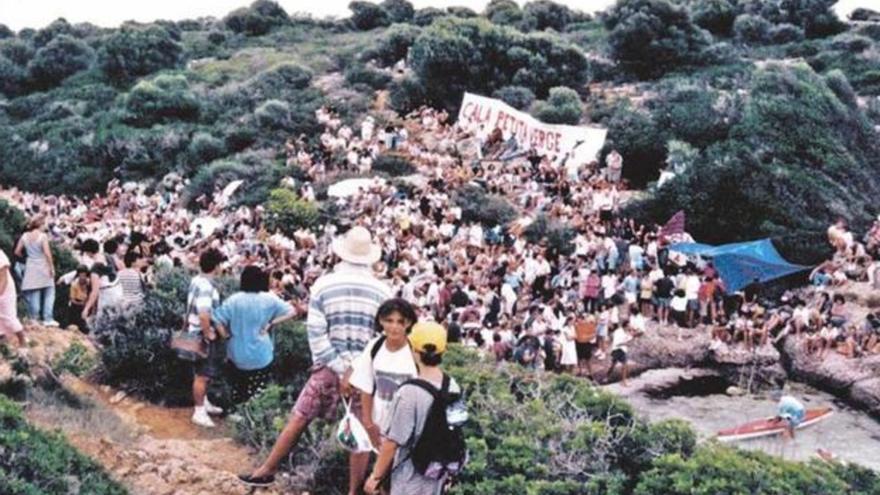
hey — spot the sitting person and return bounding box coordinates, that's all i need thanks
[828,294,848,328]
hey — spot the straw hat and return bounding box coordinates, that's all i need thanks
[332,226,381,265]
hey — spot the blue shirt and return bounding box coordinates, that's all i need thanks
[778,395,805,425]
[212,291,291,371]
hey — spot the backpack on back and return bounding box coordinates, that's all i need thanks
[402,373,468,480]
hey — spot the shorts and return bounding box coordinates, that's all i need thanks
[655,297,671,308]
[611,349,627,364]
[575,342,595,361]
[597,324,608,339]
[229,363,273,404]
[687,299,699,312]
[192,339,226,379]
[292,366,361,423]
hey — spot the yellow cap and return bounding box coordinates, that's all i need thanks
[409,322,447,355]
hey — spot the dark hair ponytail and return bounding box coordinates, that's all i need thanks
[419,343,443,366]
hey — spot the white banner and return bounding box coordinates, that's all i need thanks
[457,92,607,165]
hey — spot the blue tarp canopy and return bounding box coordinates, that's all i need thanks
[669,239,809,292]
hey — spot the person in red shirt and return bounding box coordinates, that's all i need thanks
[698,276,718,325]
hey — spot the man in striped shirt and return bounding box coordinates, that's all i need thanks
[241,226,392,491]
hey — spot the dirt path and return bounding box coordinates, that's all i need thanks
[25,373,286,495]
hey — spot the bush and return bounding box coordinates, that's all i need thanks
[770,23,805,44]
[412,7,445,26]
[372,153,416,176]
[409,17,588,112]
[492,85,536,110]
[0,55,27,97]
[380,0,415,23]
[532,86,582,124]
[453,185,518,227]
[254,99,292,130]
[604,0,711,79]
[349,1,392,31]
[368,23,421,66]
[99,24,183,83]
[733,14,772,44]
[523,214,576,255]
[0,199,26,257]
[224,0,290,36]
[650,82,737,148]
[344,66,392,90]
[52,341,98,377]
[601,103,666,187]
[27,34,95,88]
[850,8,880,22]
[485,0,523,26]
[186,132,227,169]
[124,74,200,126]
[520,0,573,32]
[829,34,873,53]
[388,75,427,114]
[691,0,736,36]
[0,39,35,66]
[0,395,127,495]
[263,188,320,235]
[185,152,286,208]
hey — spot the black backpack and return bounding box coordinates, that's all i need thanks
[402,373,468,480]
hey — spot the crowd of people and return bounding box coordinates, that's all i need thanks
[3,103,880,492]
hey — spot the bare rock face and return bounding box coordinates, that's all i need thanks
[782,338,880,418]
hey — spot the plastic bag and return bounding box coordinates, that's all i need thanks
[336,398,374,453]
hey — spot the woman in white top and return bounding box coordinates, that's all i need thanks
[15,215,58,326]
[560,316,578,371]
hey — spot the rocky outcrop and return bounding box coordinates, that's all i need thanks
[620,324,785,391]
[782,339,880,418]
[1,324,98,394]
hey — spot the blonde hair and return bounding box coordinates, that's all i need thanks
[26,215,45,231]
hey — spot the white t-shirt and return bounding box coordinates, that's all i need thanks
[349,336,419,430]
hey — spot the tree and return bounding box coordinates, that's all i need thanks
[380,0,414,23]
[521,0,573,32]
[349,1,392,30]
[263,188,319,236]
[602,103,667,187]
[733,14,772,44]
[532,86,582,124]
[33,18,76,48]
[412,7,445,26]
[605,0,712,78]
[224,0,290,36]
[690,0,737,36]
[27,34,95,88]
[99,25,182,83]
[368,23,421,66]
[0,55,26,97]
[0,39,34,66]
[0,24,13,39]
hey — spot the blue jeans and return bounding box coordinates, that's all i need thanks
[23,285,55,322]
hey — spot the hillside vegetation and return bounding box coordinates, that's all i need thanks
[2,1,880,262]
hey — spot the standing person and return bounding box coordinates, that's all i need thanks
[0,248,26,347]
[241,226,391,492]
[212,266,297,404]
[559,316,578,374]
[606,324,632,386]
[15,216,58,326]
[605,149,623,184]
[117,251,146,308]
[350,298,419,450]
[183,248,226,428]
[573,313,597,379]
[364,322,462,495]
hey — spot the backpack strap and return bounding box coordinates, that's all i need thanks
[370,335,387,361]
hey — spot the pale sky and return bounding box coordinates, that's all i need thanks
[0,0,873,31]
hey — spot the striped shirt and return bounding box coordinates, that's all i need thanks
[307,262,392,376]
[187,274,220,334]
[117,268,145,306]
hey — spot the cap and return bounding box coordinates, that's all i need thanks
[409,322,447,355]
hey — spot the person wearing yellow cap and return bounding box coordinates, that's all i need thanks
[365,321,464,495]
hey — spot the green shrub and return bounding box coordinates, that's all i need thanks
[372,153,416,176]
[409,17,588,112]
[263,188,320,235]
[0,55,27,97]
[601,103,666,187]
[186,132,227,169]
[344,66,392,90]
[367,23,421,66]
[224,0,290,36]
[0,199,26,257]
[691,0,736,36]
[733,14,771,44]
[0,39,34,66]
[523,214,575,255]
[380,0,414,23]
[254,99,291,130]
[532,86,581,124]
[185,151,286,208]
[485,0,523,26]
[454,185,518,227]
[52,341,98,377]
[27,34,95,88]
[124,74,200,126]
[770,23,805,44]
[349,1,392,30]
[0,395,128,495]
[604,0,711,79]
[412,7,445,26]
[829,34,873,53]
[492,85,536,110]
[98,24,183,83]
[388,75,427,114]
[520,0,574,32]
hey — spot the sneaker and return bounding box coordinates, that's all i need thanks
[42,320,60,327]
[191,409,216,428]
[238,473,275,487]
[204,400,223,416]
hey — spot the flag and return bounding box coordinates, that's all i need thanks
[660,210,686,241]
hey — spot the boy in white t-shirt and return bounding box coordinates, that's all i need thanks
[350,299,419,450]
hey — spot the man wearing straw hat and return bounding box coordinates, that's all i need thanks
[240,226,392,493]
